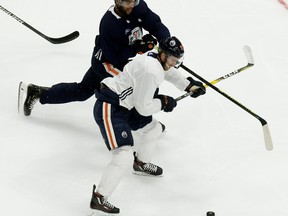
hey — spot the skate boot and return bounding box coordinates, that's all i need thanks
[133,152,163,177]
[89,185,120,215]
[23,84,50,116]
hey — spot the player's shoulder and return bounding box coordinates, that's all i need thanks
[144,52,164,78]
[131,50,159,68]
[131,0,149,15]
[102,5,120,23]
[147,51,158,59]
[144,51,159,67]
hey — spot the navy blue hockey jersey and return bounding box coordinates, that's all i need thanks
[92,0,170,70]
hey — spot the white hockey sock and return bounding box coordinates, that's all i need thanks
[134,119,163,162]
[97,146,134,197]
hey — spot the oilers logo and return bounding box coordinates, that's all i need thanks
[121,131,128,138]
[128,27,143,45]
[169,39,176,47]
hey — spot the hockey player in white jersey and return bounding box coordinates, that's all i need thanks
[89,36,206,214]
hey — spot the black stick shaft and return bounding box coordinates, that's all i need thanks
[176,63,254,101]
[180,64,267,126]
[0,5,79,44]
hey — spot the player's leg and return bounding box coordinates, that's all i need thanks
[90,101,133,214]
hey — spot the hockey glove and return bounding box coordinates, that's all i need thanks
[185,77,206,98]
[157,94,177,112]
[134,34,157,54]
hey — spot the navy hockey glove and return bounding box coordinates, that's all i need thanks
[157,94,177,112]
[134,34,157,54]
[185,77,206,98]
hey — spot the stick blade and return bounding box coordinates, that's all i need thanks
[46,31,80,44]
[243,45,255,65]
[262,124,273,151]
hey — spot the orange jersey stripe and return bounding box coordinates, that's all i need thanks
[103,62,120,76]
[103,103,117,149]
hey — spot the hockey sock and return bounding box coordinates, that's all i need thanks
[97,146,133,197]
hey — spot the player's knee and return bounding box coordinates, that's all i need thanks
[139,119,163,141]
[111,146,134,168]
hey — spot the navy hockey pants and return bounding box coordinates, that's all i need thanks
[39,63,116,104]
[94,88,152,151]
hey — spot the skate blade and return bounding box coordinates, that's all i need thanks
[18,82,27,114]
[87,209,118,216]
[132,170,163,177]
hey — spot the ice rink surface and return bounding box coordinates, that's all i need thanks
[1,0,288,215]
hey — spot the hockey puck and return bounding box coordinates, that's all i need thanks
[207,211,215,216]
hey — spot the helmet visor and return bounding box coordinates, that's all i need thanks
[175,56,184,68]
[166,55,184,69]
[118,0,140,7]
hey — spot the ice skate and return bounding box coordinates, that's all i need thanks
[88,185,120,216]
[133,152,163,177]
[18,82,28,113]
[20,83,49,116]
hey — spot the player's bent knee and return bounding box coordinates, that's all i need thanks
[111,146,134,168]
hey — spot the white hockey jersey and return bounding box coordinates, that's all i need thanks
[102,51,190,116]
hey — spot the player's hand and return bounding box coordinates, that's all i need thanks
[157,94,177,112]
[134,34,157,54]
[185,77,206,98]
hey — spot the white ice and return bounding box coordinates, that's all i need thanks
[1,0,288,216]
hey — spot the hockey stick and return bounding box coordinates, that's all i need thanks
[0,5,79,44]
[176,45,254,101]
[179,63,273,151]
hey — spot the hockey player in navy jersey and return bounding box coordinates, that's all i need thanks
[88,36,206,214]
[19,0,170,116]
[19,0,171,152]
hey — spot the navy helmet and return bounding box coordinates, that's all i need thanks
[159,36,184,58]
